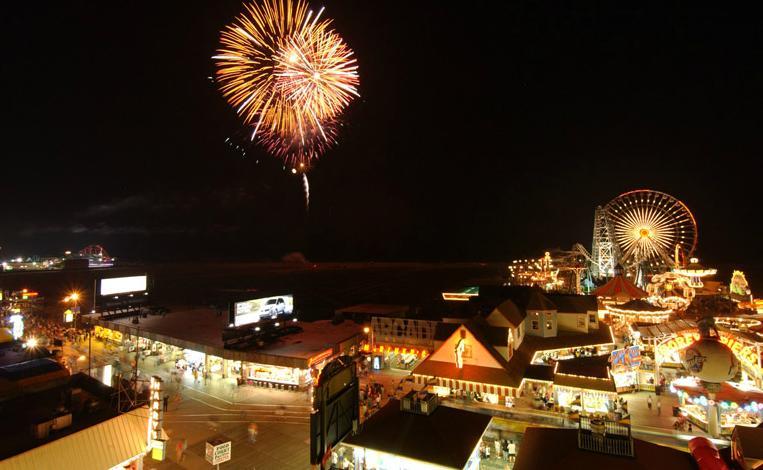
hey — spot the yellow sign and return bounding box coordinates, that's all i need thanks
[657,331,760,373]
[64,309,74,323]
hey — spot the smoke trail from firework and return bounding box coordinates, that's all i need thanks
[302,173,310,209]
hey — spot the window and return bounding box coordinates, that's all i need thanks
[546,321,553,330]
[589,314,597,324]
[531,320,539,330]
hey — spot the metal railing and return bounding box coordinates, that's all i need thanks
[578,416,634,458]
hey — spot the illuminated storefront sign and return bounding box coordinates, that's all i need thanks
[308,348,334,368]
[371,317,437,349]
[610,346,641,371]
[370,345,428,358]
[441,286,479,301]
[147,376,165,460]
[657,331,760,373]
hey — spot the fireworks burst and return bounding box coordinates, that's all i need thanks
[213,0,359,167]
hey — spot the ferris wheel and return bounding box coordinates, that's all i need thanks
[603,189,698,269]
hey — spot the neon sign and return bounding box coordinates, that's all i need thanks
[657,331,760,372]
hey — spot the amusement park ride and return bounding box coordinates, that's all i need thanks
[590,189,698,281]
[510,189,708,294]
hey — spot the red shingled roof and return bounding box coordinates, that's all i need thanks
[593,276,647,300]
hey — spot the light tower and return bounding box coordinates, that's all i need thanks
[591,206,618,278]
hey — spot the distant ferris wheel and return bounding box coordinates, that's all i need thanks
[604,189,698,269]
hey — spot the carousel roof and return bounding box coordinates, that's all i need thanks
[593,276,647,300]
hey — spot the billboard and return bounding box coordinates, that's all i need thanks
[100,275,147,296]
[609,345,641,371]
[232,295,294,326]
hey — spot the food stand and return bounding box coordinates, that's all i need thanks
[672,377,763,434]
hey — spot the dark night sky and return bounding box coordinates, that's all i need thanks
[1,3,761,279]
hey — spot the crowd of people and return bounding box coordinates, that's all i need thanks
[479,438,517,465]
[21,312,89,346]
[359,381,385,420]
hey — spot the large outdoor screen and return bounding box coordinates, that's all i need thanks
[100,275,148,296]
[233,295,294,326]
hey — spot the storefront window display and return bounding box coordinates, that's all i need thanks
[94,326,123,343]
[371,345,428,371]
[612,370,638,390]
[532,345,611,365]
[555,387,613,414]
[205,355,224,375]
[245,363,302,386]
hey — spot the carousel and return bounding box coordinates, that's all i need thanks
[646,272,695,311]
[671,316,763,437]
[605,299,672,325]
[673,258,717,289]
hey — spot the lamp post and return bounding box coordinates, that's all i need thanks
[363,326,374,353]
[64,291,80,329]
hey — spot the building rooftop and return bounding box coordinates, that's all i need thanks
[0,407,148,470]
[87,307,363,368]
[555,354,611,379]
[414,321,613,389]
[514,427,699,470]
[489,299,525,327]
[335,303,409,317]
[733,425,763,461]
[546,293,598,313]
[0,373,126,461]
[343,399,491,469]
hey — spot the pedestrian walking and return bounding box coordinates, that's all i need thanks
[163,395,169,412]
[176,438,187,463]
[248,422,258,443]
[647,395,653,410]
[656,397,662,415]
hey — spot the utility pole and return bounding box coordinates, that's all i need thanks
[88,331,92,377]
[133,326,140,399]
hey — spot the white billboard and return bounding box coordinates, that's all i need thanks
[233,295,294,326]
[100,275,147,296]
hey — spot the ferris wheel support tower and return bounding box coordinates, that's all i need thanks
[591,206,618,279]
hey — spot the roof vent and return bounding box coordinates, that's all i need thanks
[400,390,439,416]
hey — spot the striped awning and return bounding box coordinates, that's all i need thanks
[0,407,148,470]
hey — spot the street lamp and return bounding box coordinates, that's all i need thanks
[363,326,374,353]
[64,291,82,330]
